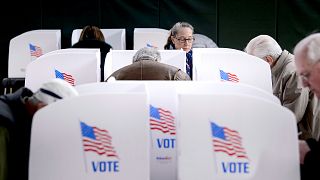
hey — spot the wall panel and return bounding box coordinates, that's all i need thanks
[159,0,217,43]
[218,0,276,50]
[42,0,100,48]
[278,0,320,52]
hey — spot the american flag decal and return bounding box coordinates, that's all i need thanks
[220,69,239,82]
[55,69,75,86]
[80,121,118,158]
[211,122,248,159]
[146,43,158,48]
[150,105,176,135]
[29,43,43,57]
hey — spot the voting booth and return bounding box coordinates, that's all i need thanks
[8,29,61,78]
[177,92,299,180]
[75,81,146,95]
[71,29,126,50]
[192,48,272,93]
[25,49,100,92]
[76,81,178,180]
[104,50,186,78]
[133,28,169,50]
[173,81,280,105]
[29,92,150,180]
[145,82,179,180]
[42,81,298,180]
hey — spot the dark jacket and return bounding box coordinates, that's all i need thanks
[106,60,191,81]
[0,88,33,180]
[301,138,320,180]
[72,40,112,82]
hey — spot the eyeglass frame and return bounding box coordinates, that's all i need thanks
[173,36,195,44]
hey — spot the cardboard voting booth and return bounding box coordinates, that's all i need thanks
[104,50,186,78]
[145,82,179,180]
[71,29,126,50]
[133,28,169,50]
[174,81,280,104]
[192,48,272,93]
[29,93,149,180]
[177,93,299,180]
[8,30,61,77]
[76,81,179,180]
[75,81,146,95]
[25,49,100,92]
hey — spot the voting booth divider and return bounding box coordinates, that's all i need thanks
[192,48,273,93]
[29,89,150,180]
[104,50,186,79]
[133,28,169,50]
[29,81,299,180]
[25,49,100,92]
[71,28,126,50]
[176,92,299,180]
[8,29,61,78]
[76,82,178,180]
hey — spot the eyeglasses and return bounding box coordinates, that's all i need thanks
[174,36,195,43]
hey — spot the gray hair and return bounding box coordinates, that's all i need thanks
[170,22,194,37]
[294,33,320,64]
[245,35,282,60]
[132,47,161,63]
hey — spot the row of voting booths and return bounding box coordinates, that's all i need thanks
[7,27,220,79]
[23,47,272,94]
[29,81,299,180]
[3,28,169,93]
[7,28,171,78]
[6,29,300,179]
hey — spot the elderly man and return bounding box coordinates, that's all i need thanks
[245,35,319,140]
[294,33,320,180]
[0,79,78,180]
[106,47,191,81]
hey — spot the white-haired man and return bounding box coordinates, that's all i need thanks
[106,47,191,81]
[0,78,78,180]
[294,33,320,180]
[245,35,319,141]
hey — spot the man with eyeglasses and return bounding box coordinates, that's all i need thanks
[245,35,319,141]
[294,33,320,180]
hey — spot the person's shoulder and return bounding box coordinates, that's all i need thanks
[154,62,190,80]
[174,69,191,80]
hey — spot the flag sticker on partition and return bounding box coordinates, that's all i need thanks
[55,69,75,86]
[80,121,119,159]
[210,121,248,159]
[29,43,43,58]
[220,69,239,82]
[210,121,250,174]
[149,105,176,135]
[146,43,158,48]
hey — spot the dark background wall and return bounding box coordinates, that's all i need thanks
[0,0,319,91]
